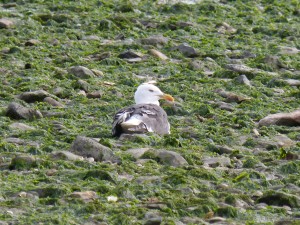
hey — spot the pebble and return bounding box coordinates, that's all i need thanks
[0,18,14,28]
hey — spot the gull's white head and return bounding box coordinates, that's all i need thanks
[134,83,174,106]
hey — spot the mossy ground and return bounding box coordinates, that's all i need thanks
[1,0,300,224]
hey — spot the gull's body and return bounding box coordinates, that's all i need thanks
[112,83,174,137]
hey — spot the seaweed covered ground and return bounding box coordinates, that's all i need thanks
[1,0,300,224]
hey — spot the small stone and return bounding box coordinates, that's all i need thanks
[107,196,118,202]
[87,91,103,99]
[144,211,162,225]
[226,64,277,76]
[217,22,237,34]
[173,43,199,57]
[236,75,251,86]
[215,89,251,103]
[10,155,37,170]
[203,156,231,168]
[44,97,64,107]
[68,66,95,79]
[77,79,89,92]
[82,35,100,41]
[46,169,58,176]
[140,35,169,46]
[143,149,188,167]
[257,191,300,208]
[148,49,168,60]
[259,109,300,127]
[0,18,14,29]
[264,55,283,70]
[212,145,234,154]
[50,151,84,161]
[284,79,300,86]
[90,69,104,76]
[118,50,143,59]
[70,136,120,163]
[6,102,43,120]
[9,122,35,131]
[126,148,150,159]
[18,90,50,103]
[78,90,87,96]
[25,39,41,46]
[279,46,300,55]
[189,58,220,75]
[3,3,17,8]
[70,191,97,202]
[207,217,227,223]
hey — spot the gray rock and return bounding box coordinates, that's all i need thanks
[174,43,198,57]
[44,97,64,107]
[203,156,231,168]
[136,176,162,184]
[10,155,37,170]
[212,145,234,154]
[258,109,300,127]
[143,149,188,167]
[69,191,98,202]
[0,18,14,29]
[25,39,41,46]
[264,55,283,70]
[87,91,103,99]
[283,79,300,86]
[50,151,84,161]
[226,64,277,76]
[257,191,300,208]
[126,148,150,159]
[140,35,169,46]
[236,75,251,86]
[9,122,35,131]
[18,90,50,103]
[118,50,142,59]
[77,79,89,92]
[70,136,119,163]
[279,46,300,55]
[68,66,95,79]
[5,137,40,147]
[6,102,43,120]
[144,211,162,225]
[181,217,208,225]
[189,58,220,75]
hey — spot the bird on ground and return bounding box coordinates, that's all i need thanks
[112,82,174,137]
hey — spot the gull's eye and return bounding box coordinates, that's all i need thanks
[148,89,154,92]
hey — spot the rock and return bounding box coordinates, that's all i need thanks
[69,191,97,202]
[50,151,84,161]
[225,64,277,76]
[140,35,169,46]
[258,109,300,127]
[136,176,162,184]
[9,122,35,131]
[189,58,220,75]
[2,3,17,8]
[4,137,40,147]
[90,69,104,76]
[126,148,150,159]
[70,136,120,163]
[119,133,150,141]
[82,35,100,41]
[43,97,64,107]
[264,55,283,70]
[181,217,208,225]
[236,75,251,86]
[216,101,234,111]
[203,156,231,168]
[173,43,198,57]
[87,91,103,98]
[68,66,95,79]
[77,79,89,92]
[215,89,250,103]
[143,149,188,167]
[274,219,299,225]
[217,22,237,34]
[10,155,37,170]
[25,39,41,46]
[144,211,162,225]
[283,79,300,86]
[211,145,234,154]
[18,90,50,103]
[0,18,14,29]
[118,50,143,59]
[207,217,227,223]
[6,102,43,120]
[148,49,168,60]
[279,46,300,55]
[257,191,300,208]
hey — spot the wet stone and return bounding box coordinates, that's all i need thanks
[18,90,50,103]
[140,35,169,46]
[173,43,198,57]
[68,66,95,79]
[236,75,251,86]
[258,109,300,127]
[118,50,142,59]
[70,136,120,163]
[6,102,43,120]
[0,18,14,29]
[44,97,64,107]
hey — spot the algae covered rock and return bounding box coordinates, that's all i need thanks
[70,136,120,163]
[10,155,37,170]
[6,102,43,120]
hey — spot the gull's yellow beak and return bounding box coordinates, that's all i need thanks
[159,93,174,102]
